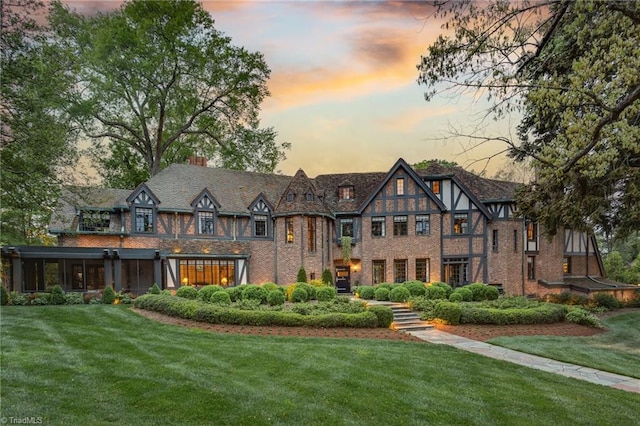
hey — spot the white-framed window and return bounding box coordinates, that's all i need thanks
[393,215,407,236]
[416,258,430,282]
[79,211,110,232]
[416,215,430,235]
[254,214,267,237]
[135,207,154,233]
[341,218,353,237]
[371,216,385,237]
[199,211,215,234]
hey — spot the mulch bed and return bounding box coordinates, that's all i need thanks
[132,307,639,343]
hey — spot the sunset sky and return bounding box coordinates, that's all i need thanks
[62,0,516,178]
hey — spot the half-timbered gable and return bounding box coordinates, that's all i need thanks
[248,195,274,239]
[190,189,220,237]
[352,159,446,284]
[126,184,160,235]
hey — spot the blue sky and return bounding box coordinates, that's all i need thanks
[62,0,515,177]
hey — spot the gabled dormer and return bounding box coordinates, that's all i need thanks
[249,194,273,238]
[338,180,355,201]
[126,184,160,234]
[191,189,220,235]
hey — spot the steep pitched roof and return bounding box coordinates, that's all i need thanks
[415,163,522,202]
[313,172,387,214]
[274,169,333,217]
[143,164,292,215]
[357,158,447,213]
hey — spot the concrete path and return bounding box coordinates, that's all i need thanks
[407,328,640,394]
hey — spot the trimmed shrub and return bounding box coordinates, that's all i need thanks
[1,286,9,306]
[117,292,134,304]
[430,282,453,297]
[291,303,314,315]
[31,293,50,305]
[51,285,66,305]
[460,304,566,325]
[449,287,473,302]
[424,285,447,300]
[358,286,376,300]
[403,280,426,296]
[148,283,161,294]
[9,291,28,306]
[233,298,262,310]
[262,282,278,292]
[448,292,464,303]
[210,290,231,305]
[377,283,393,291]
[297,267,308,283]
[566,308,604,328]
[197,285,224,302]
[389,286,411,303]
[298,282,317,300]
[368,305,394,328]
[408,296,440,321]
[267,289,286,306]
[321,268,333,285]
[290,287,309,303]
[374,287,390,301]
[466,283,499,301]
[484,285,500,301]
[316,286,337,302]
[64,292,85,305]
[287,282,316,301]
[176,286,198,299]
[102,285,116,305]
[241,285,268,304]
[592,293,621,310]
[225,286,243,302]
[434,301,462,325]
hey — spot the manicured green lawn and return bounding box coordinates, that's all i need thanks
[1,306,638,425]
[489,311,640,379]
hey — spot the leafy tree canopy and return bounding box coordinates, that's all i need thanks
[412,159,459,170]
[49,0,289,188]
[1,0,77,245]
[418,0,639,239]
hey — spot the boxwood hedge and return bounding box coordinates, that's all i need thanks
[134,294,380,328]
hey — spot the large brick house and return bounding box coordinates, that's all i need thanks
[2,158,636,299]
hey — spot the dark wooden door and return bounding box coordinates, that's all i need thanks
[335,266,351,293]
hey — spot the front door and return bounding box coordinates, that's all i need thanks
[335,266,351,294]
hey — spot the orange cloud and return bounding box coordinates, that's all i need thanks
[380,106,457,132]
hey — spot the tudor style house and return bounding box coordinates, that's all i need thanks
[2,158,636,300]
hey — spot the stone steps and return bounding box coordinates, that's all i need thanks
[366,300,433,331]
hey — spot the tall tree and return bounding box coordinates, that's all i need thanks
[0,0,76,245]
[49,0,289,189]
[418,0,640,238]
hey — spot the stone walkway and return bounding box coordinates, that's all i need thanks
[407,328,640,394]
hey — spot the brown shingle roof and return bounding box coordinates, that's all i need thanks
[144,164,292,214]
[274,169,333,216]
[313,172,387,214]
[415,163,522,202]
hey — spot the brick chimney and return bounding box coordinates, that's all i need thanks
[188,156,207,167]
